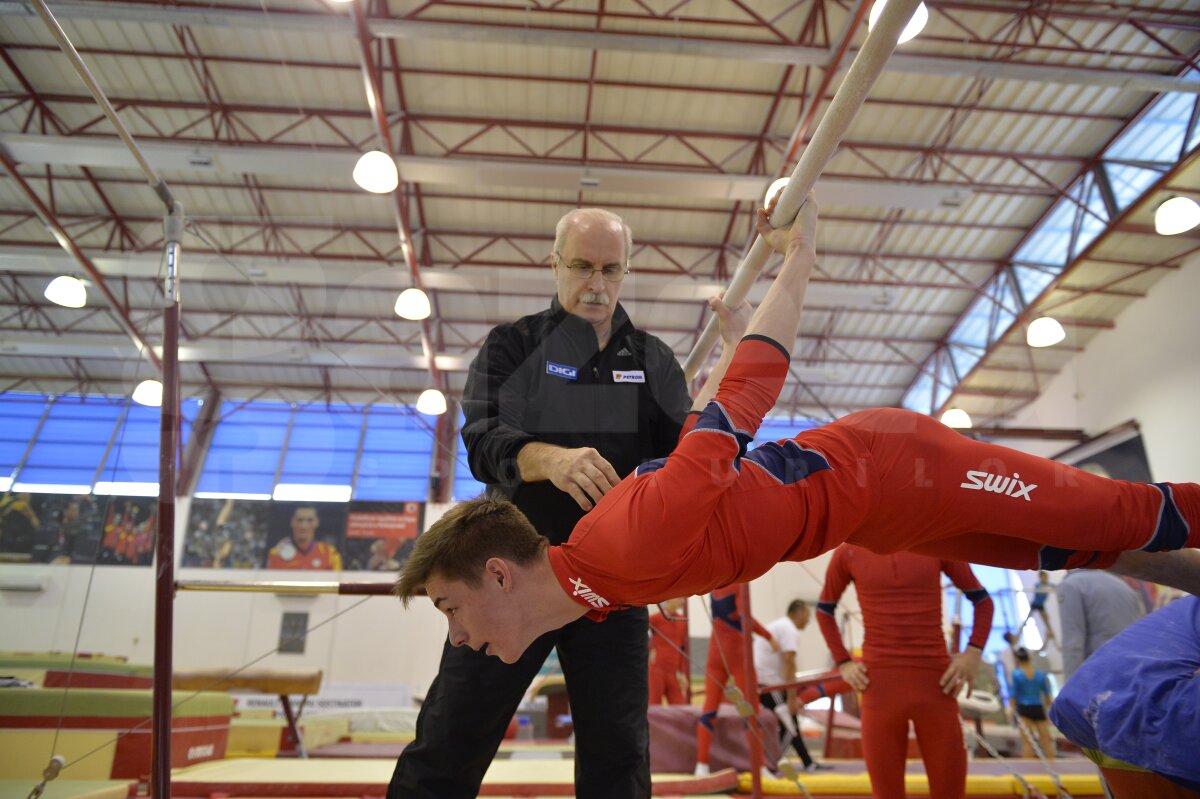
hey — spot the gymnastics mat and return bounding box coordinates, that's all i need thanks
[168,757,740,796]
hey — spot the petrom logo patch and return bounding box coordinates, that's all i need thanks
[546,361,578,380]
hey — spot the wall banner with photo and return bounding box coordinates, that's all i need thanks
[0,492,157,566]
[181,497,424,572]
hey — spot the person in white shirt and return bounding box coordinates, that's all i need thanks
[754,599,831,772]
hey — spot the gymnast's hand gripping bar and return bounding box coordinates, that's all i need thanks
[681,0,925,384]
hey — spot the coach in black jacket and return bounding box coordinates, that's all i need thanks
[389,208,691,798]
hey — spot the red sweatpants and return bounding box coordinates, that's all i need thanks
[860,666,965,799]
[695,630,761,765]
[841,408,1200,570]
[649,664,686,705]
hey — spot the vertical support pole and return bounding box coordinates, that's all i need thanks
[430,397,460,504]
[738,582,764,798]
[151,202,184,799]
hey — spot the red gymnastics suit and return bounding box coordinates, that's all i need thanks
[817,546,993,799]
[548,336,1200,614]
[648,609,689,705]
[695,584,772,767]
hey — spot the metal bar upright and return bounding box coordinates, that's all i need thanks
[151,203,184,799]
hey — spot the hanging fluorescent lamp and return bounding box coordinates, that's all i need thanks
[1026,316,1066,348]
[940,407,972,428]
[415,388,447,416]
[868,0,929,44]
[394,287,431,320]
[763,177,790,206]
[44,275,87,308]
[1153,196,1200,236]
[352,150,399,194]
[131,378,163,407]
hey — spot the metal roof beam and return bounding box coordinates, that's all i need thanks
[0,132,970,208]
[0,2,1196,92]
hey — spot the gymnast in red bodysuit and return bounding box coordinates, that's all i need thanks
[396,192,1200,668]
[693,583,773,777]
[818,546,993,799]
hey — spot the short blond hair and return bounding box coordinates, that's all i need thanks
[394,498,547,606]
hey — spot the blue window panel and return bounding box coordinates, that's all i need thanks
[354,475,428,502]
[1070,175,1109,260]
[17,466,98,485]
[935,358,958,409]
[23,442,108,469]
[112,419,162,447]
[356,447,431,501]
[287,424,362,452]
[209,422,289,449]
[954,274,1013,350]
[1012,200,1075,267]
[280,448,358,480]
[1107,90,1193,164]
[1103,162,1163,212]
[217,403,294,426]
[195,468,275,495]
[98,467,159,485]
[204,445,282,474]
[453,436,486,501]
[0,395,49,468]
[902,371,935,416]
[947,343,984,380]
[1012,265,1057,307]
[0,441,28,473]
[97,444,157,482]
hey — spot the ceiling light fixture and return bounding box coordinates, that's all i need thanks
[415,388,447,416]
[868,0,929,44]
[44,275,87,308]
[394,287,431,320]
[352,150,399,194]
[1026,316,1066,348]
[940,407,972,428]
[132,379,164,407]
[1153,196,1200,236]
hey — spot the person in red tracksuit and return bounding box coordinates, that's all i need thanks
[648,598,689,706]
[817,545,994,799]
[395,193,1200,670]
[693,584,773,777]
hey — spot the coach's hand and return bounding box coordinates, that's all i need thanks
[940,646,982,696]
[839,660,869,692]
[519,442,621,511]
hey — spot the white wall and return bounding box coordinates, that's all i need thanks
[1006,255,1200,481]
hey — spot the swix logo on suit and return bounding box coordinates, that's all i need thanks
[960,470,1037,501]
[569,577,610,608]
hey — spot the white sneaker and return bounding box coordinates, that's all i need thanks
[759,766,776,782]
[693,762,710,778]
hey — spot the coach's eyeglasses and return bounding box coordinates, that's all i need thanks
[554,252,629,283]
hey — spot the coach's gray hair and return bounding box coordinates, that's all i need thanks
[553,208,633,266]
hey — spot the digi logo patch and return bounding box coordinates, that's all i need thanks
[546,361,579,380]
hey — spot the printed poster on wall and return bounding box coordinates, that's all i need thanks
[180,498,425,572]
[342,501,425,571]
[181,498,270,569]
[0,492,152,566]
